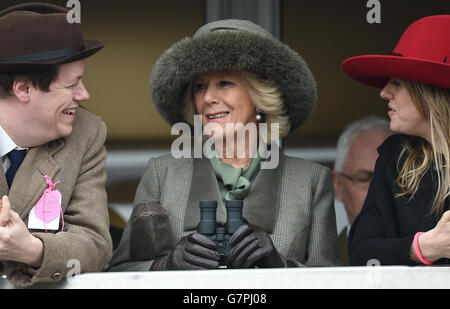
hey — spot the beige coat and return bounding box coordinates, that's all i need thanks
[0,108,112,287]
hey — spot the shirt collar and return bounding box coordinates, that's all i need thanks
[0,125,27,157]
[346,224,351,237]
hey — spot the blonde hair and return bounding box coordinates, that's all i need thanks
[183,70,291,143]
[241,71,290,141]
[396,79,450,217]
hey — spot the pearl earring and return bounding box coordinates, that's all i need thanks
[256,113,262,121]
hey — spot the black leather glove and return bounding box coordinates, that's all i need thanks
[226,224,288,268]
[151,233,221,270]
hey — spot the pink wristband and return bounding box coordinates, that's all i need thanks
[413,232,433,265]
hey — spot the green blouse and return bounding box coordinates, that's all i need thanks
[208,149,261,203]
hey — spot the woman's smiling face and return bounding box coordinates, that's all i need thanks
[193,69,258,140]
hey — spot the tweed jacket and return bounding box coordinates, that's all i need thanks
[0,108,112,287]
[108,152,340,271]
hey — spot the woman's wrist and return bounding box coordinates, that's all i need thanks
[409,241,420,263]
[417,230,439,263]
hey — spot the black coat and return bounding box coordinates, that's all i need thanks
[348,134,449,266]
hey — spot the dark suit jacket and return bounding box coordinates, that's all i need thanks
[0,108,112,287]
[107,152,340,271]
[338,227,349,266]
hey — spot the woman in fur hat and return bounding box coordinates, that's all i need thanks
[108,20,340,271]
[342,15,450,266]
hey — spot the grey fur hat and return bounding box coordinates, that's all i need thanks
[150,19,317,133]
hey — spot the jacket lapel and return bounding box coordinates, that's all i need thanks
[0,168,7,198]
[183,152,285,234]
[242,152,284,233]
[8,139,63,220]
[184,157,225,231]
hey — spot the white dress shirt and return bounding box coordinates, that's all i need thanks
[0,125,28,173]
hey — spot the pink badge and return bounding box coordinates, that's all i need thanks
[33,175,64,232]
[34,190,62,224]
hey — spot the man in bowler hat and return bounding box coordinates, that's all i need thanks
[0,2,111,286]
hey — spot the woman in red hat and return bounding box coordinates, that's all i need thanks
[342,15,450,266]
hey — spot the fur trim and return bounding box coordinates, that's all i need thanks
[150,29,317,133]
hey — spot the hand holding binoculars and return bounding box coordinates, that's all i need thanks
[151,199,288,270]
[197,200,244,265]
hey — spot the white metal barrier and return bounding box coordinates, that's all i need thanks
[1,267,449,289]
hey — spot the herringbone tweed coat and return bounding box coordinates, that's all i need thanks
[108,152,340,271]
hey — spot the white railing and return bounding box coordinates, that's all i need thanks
[1,266,449,289]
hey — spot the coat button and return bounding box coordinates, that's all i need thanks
[52,272,61,280]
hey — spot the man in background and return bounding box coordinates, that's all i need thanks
[332,116,391,265]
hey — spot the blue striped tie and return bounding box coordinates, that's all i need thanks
[6,149,27,188]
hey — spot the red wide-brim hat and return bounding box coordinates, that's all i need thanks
[342,15,450,89]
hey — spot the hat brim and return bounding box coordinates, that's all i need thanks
[342,54,450,89]
[150,31,317,133]
[0,40,103,72]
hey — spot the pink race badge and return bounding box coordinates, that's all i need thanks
[34,190,62,224]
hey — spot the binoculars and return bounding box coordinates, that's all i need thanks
[197,200,244,265]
